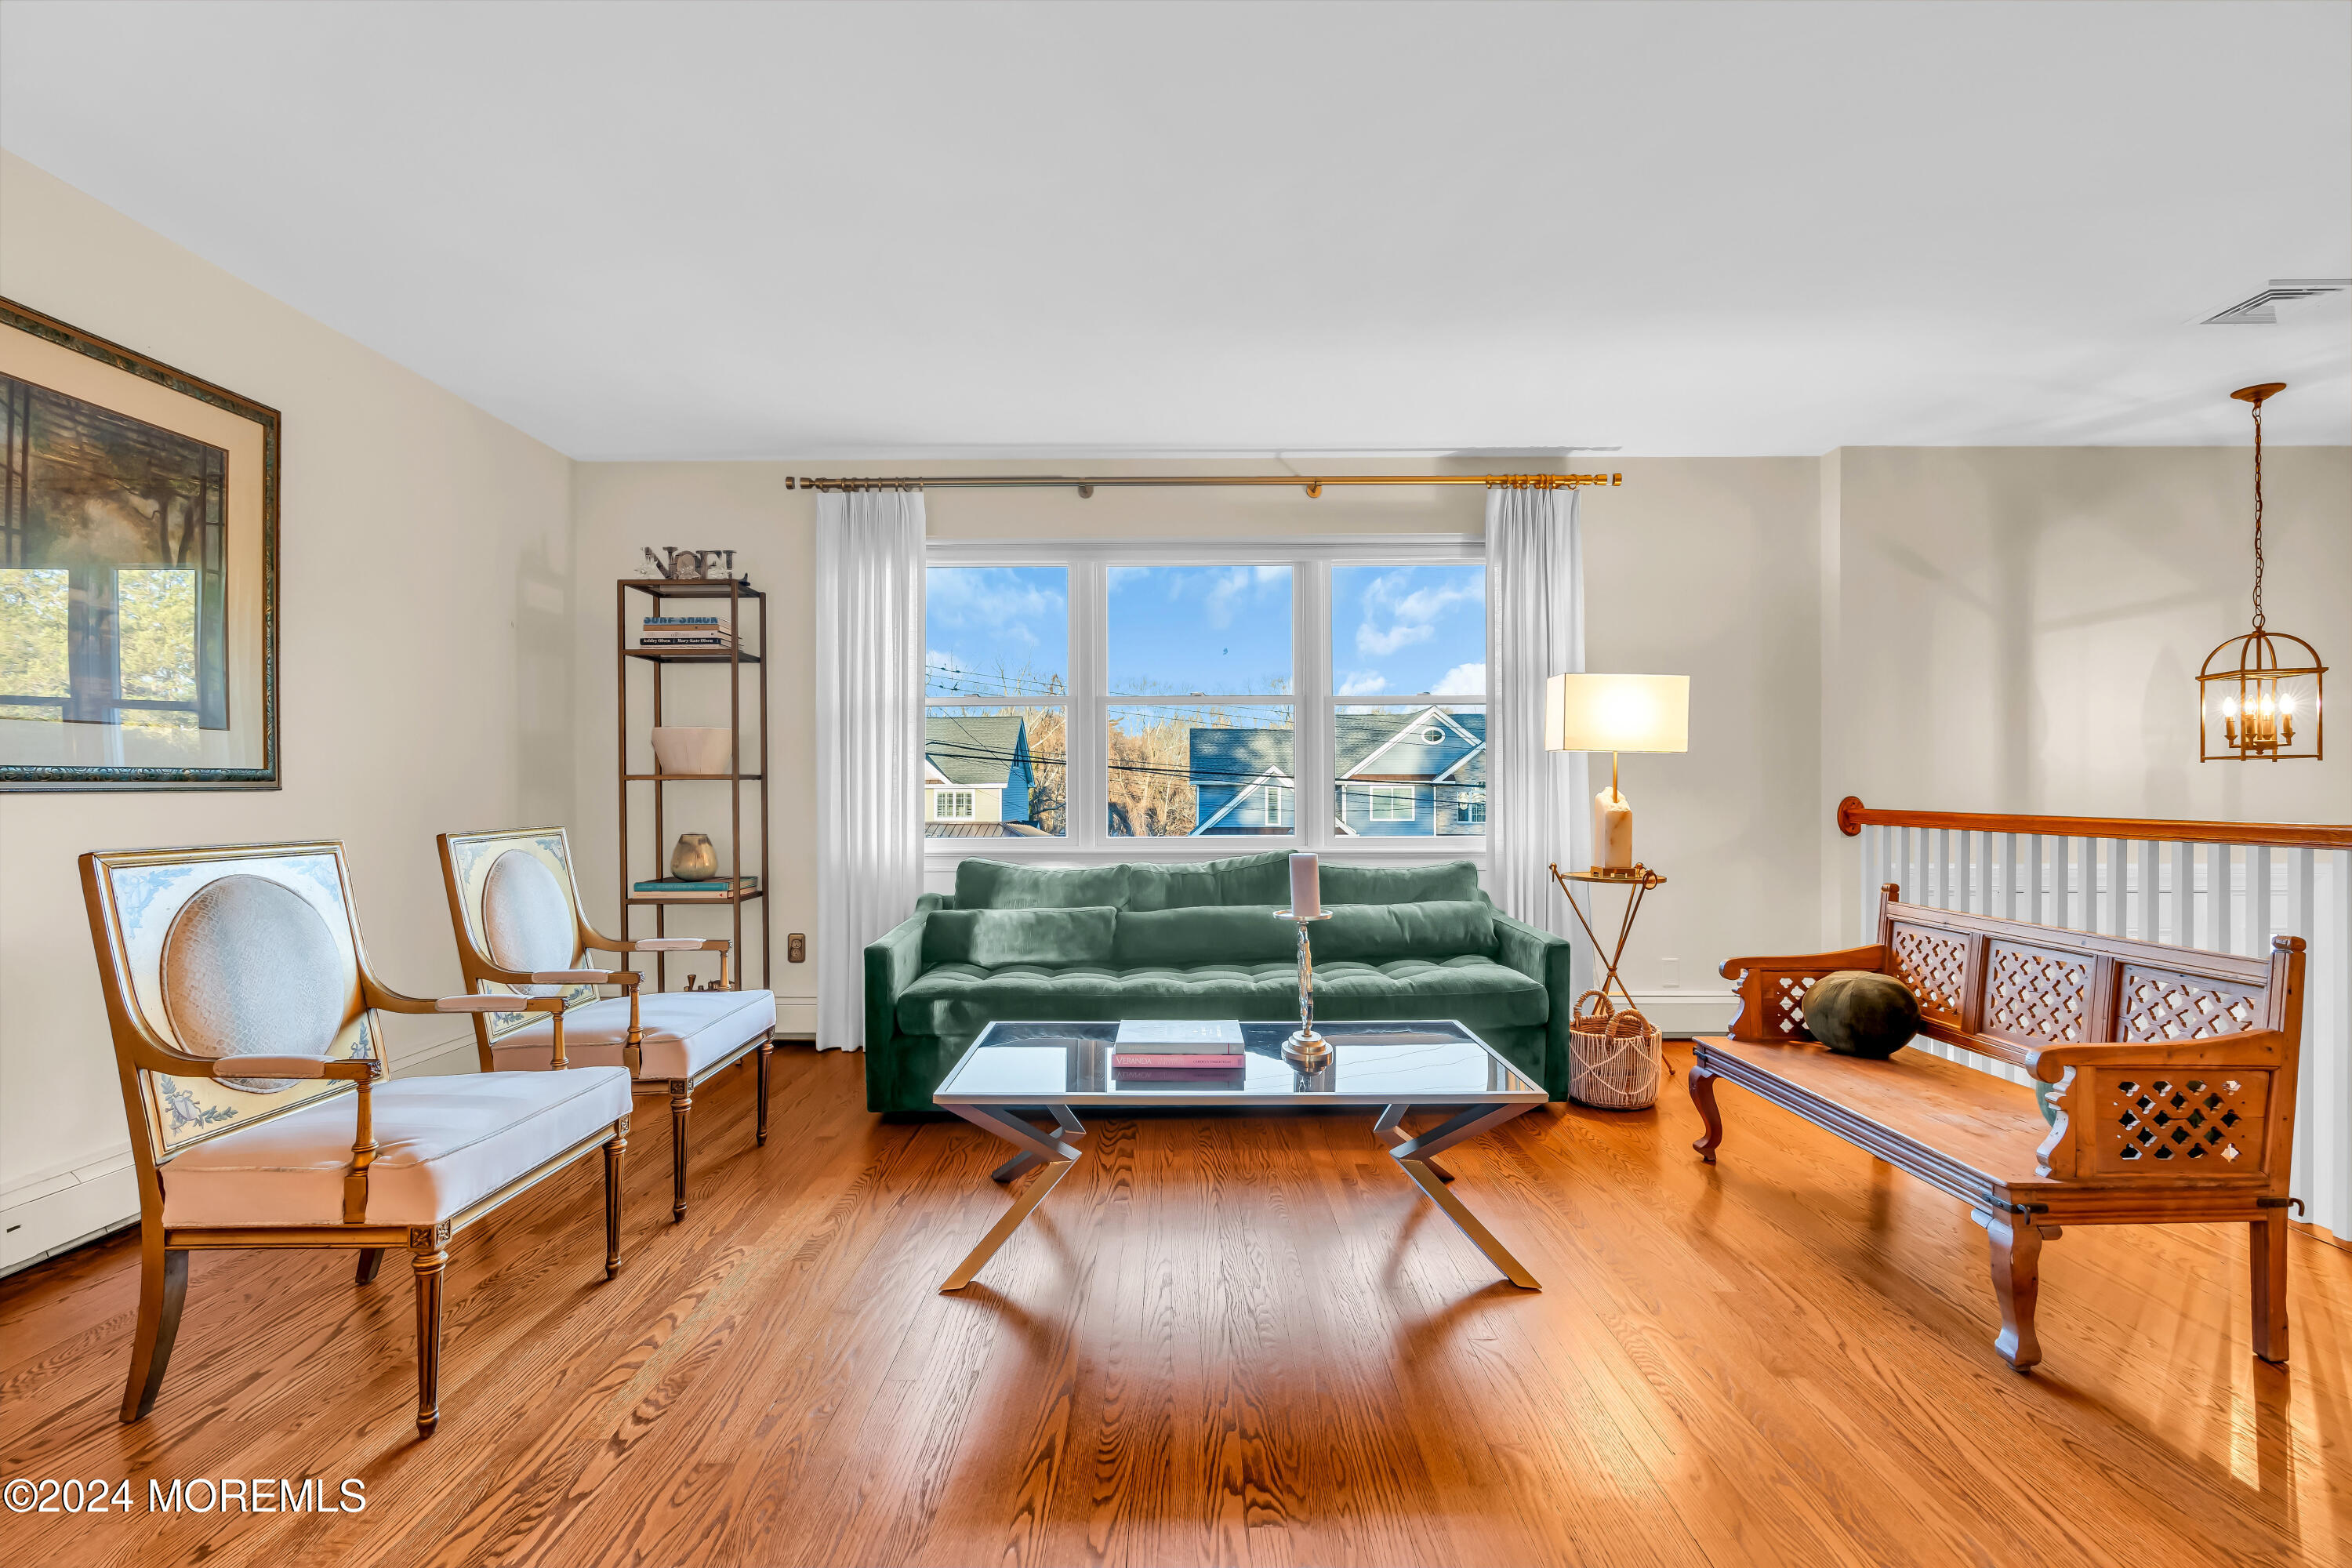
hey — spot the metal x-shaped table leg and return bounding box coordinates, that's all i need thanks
[1379,1102,1541,1290]
[942,1103,1085,1292]
[1373,1104,1454,1182]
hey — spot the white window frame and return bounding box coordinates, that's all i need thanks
[1367,784,1416,822]
[1263,782,1293,829]
[1455,792,1486,826]
[924,535,1485,869]
[931,788,977,821]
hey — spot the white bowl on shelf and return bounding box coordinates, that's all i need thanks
[652,726,735,775]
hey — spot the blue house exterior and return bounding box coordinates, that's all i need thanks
[1188,707,1485,837]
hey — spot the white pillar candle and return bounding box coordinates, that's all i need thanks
[1289,851,1322,918]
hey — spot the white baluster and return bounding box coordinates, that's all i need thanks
[2170,840,2195,949]
[2027,834,2045,925]
[2212,844,2234,955]
[2004,832,2021,920]
[2135,840,2158,943]
[2252,845,2275,952]
[1858,824,1878,942]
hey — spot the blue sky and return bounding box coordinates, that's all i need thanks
[925,562,1483,700]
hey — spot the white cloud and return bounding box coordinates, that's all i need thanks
[1357,620,1434,656]
[927,566,1063,631]
[1433,662,1486,697]
[1353,567,1481,658]
[1338,671,1388,696]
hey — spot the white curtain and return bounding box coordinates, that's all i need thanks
[1486,485,1590,981]
[815,488,927,1050]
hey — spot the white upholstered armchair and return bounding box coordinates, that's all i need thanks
[437,827,775,1221]
[80,840,635,1437]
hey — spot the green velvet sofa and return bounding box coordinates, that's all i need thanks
[863,851,1575,1114]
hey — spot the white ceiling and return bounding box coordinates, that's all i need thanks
[3,1,2347,458]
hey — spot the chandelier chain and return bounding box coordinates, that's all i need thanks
[2252,397,2265,631]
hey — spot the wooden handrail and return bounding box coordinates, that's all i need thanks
[1835,796,2352,851]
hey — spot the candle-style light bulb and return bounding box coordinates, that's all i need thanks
[2222,696,2238,717]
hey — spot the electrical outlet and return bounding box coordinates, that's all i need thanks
[1660,956,1679,989]
[787,933,806,963]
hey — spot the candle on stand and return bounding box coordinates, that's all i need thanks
[1289,851,1321,918]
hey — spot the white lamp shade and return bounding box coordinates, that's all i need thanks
[1544,673,1690,753]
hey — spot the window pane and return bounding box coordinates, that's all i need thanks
[1331,564,1485,702]
[0,567,69,722]
[925,704,1065,838]
[927,567,1067,700]
[116,567,198,730]
[1111,702,1292,838]
[1107,564,1291,699]
[1332,702,1485,838]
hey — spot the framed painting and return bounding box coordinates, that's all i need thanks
[0,298,278,789]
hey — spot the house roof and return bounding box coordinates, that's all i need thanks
[924,713,1026,786]
[1187,710,1485,789]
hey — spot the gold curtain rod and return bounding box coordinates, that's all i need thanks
[785,472,1622,497]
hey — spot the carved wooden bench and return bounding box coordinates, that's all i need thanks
[1691,885,2307,1370]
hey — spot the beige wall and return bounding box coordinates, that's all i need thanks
[1819,445,2352,938]
[0,153,577,1258]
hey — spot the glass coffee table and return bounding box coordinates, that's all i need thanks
[932,1019,1547,1293]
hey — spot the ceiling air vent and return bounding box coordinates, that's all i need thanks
[2204,279,2352,324]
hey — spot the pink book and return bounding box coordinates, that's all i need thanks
[1112,1053,1244,1070]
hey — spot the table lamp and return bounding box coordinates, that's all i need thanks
[1545,673,1690,873]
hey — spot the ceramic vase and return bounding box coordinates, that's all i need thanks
[670,833,718,882]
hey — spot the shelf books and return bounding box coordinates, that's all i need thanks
[640,615,736,648]
[1110,1019,1243,1074]
[633,877,759,900]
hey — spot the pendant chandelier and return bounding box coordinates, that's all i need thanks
[2198,383,2325,762]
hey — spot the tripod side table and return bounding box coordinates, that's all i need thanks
[1548,862,1666,1014]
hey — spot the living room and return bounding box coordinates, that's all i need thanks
[2,4,2347,1566]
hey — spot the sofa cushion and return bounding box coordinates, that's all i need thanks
[161,1065,632,1227]
[895,956,1547,1040]
[972,906,1116,967]
[1317,899,1494,963]
[1320,860,1483,906]
[1111,905,1294,967]
[954,858,1131,911]
[1122,852,1293,912]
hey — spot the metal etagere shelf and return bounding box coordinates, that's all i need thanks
[617,578,771,991]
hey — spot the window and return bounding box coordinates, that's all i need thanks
[1109,565,1291,837]
[925,566,1068,837]
[924,541,1485,855]
[1332,564,1486,840]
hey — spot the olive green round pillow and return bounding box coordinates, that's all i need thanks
[1801,970,1918,1059]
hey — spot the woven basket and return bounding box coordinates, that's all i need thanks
[1566,989,1663,1109]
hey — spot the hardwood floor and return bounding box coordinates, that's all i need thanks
[4,1043,2348,1566]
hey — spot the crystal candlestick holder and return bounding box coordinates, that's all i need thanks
[1274,909,1336,1068]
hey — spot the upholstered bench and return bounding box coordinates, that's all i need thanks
[1691,886,2307,1370]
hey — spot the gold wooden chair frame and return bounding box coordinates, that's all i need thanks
[81,841,633,1436]
[437,826,775,1221]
